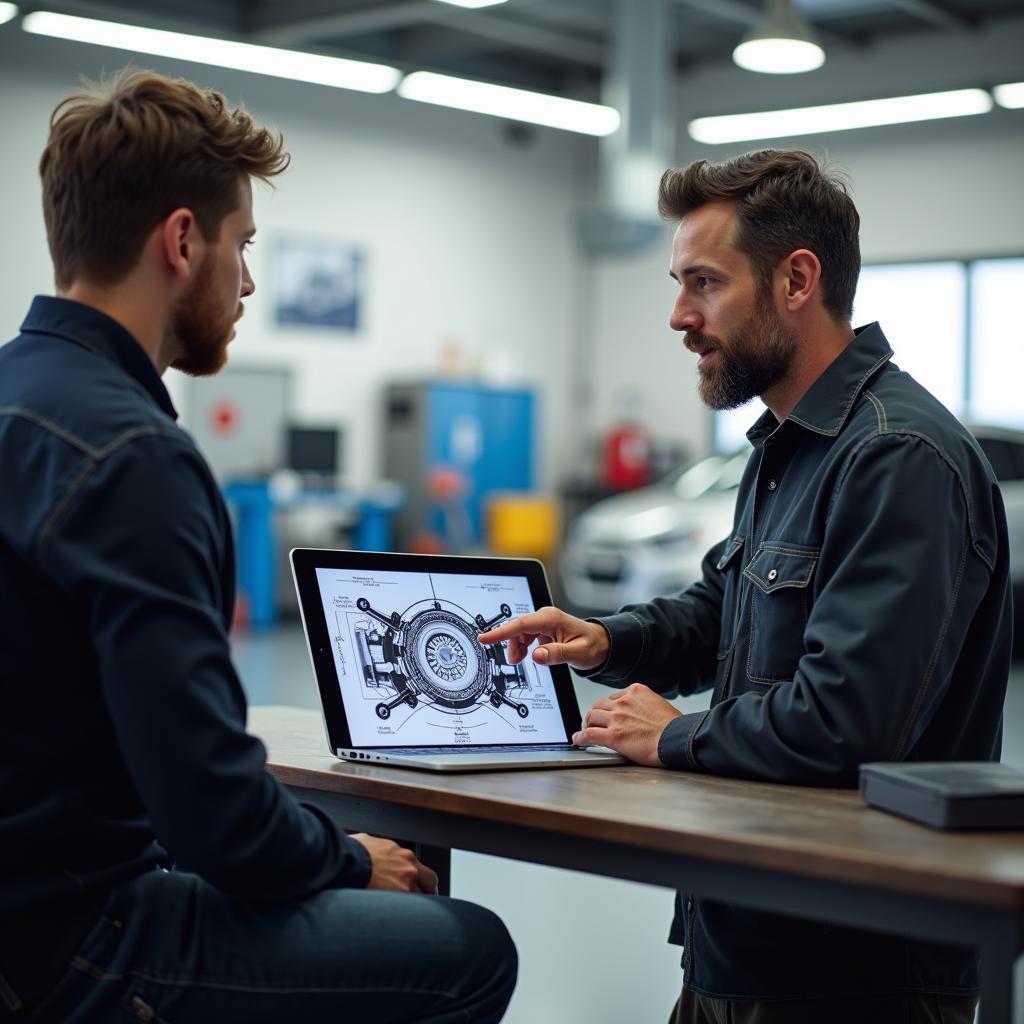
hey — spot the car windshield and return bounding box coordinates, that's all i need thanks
[670,451,749,500]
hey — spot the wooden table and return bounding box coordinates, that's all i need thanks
[251,705,1024,1023]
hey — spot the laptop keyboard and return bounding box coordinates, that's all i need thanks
[382,744,574,755]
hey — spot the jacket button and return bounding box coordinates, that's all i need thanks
[767,568,778,581]
[767,478,777,490]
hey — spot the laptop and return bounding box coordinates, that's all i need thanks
[291,548,625,771]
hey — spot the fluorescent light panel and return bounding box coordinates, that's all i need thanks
[398,71,620,136]
[689,88,993,144]
[993,82,1024,109]
[431,0,510,7]
[0,3,18,27]
[21,11,400,94]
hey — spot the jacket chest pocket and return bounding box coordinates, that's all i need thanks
[742,542,818,684]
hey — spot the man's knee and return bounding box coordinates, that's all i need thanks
[447,898,518,1010]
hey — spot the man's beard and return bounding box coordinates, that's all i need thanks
[168,256,242,377]
[687,292,797,411]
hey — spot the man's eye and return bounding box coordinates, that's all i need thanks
[697,276,711,288]
[241,240,254,252]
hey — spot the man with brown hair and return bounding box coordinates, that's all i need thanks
[482,149,1010,1022]
[0,69,516,1023]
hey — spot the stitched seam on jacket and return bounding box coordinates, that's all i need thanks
[755,543,819,557]
[863,389,888,434]
[891,532,969,760]
[716,535,744,570]
[36,458,99,568]
[686,709,711,769]
[0,406,103,459]
[743,544,819,593]
[622,611,649,678]
[826,430,994,573]
[34,426,179,569]
[787,351,891,437]
[746,569,810,685]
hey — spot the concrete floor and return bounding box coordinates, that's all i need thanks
[232,623,1024,1023]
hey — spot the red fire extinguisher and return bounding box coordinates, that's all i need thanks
[601,420,651,490]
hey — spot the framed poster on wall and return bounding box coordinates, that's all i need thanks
[272,236,364,331]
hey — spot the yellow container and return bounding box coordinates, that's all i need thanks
[486,493,560,561]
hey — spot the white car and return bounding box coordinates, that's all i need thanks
[561,427,1024,650]
[560,449,748,613]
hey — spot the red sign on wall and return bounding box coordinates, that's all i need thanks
[210,400,240,435]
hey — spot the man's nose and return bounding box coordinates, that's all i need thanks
[669,294,701,334]
[241,263,255,299]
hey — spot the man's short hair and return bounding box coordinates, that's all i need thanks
[40,68,290,290]
[658,149,860,322]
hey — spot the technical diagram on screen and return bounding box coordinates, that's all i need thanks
[314,566,570,747]
[353,595,532,723]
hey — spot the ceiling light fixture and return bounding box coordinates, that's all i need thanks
[689,88,993,144]
[993,82,1024,109]
[20,11,401,94]
[733,0,824,75]
[0,3,19,27]
[430,0,510,8]
[398,71,621,136]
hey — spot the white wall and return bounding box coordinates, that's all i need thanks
[0,28,590,490]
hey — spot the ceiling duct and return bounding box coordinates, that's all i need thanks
[578,0,674,256]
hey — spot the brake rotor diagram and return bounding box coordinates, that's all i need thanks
[316,566,567,745]
[352,596,533,725]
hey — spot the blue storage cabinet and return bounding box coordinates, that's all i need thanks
[384,381,534,549]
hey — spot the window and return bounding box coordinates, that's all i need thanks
[968,259,1024,430]
[710,256,1023,450]
[851,263,966,416]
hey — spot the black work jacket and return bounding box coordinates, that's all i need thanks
[0,298,370,1010]
[588,323,1012,999]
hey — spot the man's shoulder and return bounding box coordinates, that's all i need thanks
[0,329,185,458]
[844,363,983,474]
[836,364,1002,564]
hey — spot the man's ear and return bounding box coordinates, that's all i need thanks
[781,249,822,314]
[159,208,201,281]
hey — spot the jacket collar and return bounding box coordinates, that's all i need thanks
[20,295,178,420]
[748,322,893,444]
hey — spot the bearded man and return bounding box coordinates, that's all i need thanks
[0,69,516,1024]
[480,149,1010,1023]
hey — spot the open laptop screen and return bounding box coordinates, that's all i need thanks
[292,549,582,751]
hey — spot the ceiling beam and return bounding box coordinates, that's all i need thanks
[884,0,971,32]
[247,1,431,45]
[248,0,605,65]
[425,9,605,66]
[669,0,855,50]
[670,0,760,28]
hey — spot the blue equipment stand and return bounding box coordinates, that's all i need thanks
[224,480,403,629]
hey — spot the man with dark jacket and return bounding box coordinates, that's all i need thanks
[0,68,516,1024]
[481,149,1009,1023]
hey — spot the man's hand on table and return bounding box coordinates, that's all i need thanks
[574,684,683,768]
[352,834,439,894]
[477,606,610,671]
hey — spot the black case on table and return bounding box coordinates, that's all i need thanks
[859,762,1024,830]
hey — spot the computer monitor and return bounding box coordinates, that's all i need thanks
[287,426,340,476]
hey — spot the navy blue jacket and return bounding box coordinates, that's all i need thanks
[0,297,371,1009]
[588,323,1012,999]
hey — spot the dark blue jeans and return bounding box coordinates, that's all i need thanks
[23,869,517,1023]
